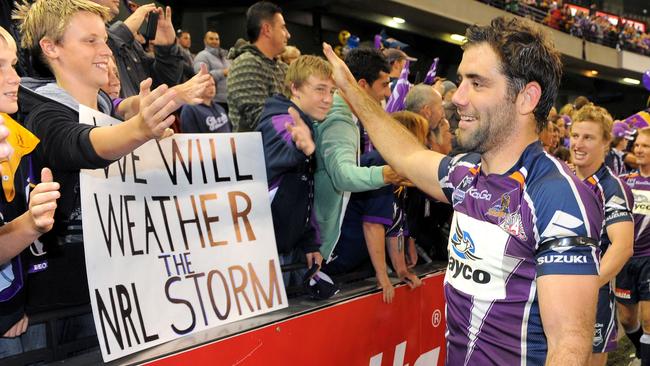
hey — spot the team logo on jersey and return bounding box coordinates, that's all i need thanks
[593,324,603,347]
[451,222,482,260]
[499,212,528,241]
[487,193,511,218]
[452,175,474,206]
[540,211,584,238]
[605,196,627,211]
[467,187,492,201]
[632,190,650,216]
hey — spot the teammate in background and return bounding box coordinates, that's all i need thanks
[321,16,603,364]
[618,127,650,365]
[0,25,59,354]
[569,104,634,366]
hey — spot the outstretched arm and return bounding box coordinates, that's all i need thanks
[322,43,447,202]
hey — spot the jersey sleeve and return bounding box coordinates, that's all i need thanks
[603,176,634,227]
[535,243,600,277]
[437,153,481,203]
[529,170,603,277]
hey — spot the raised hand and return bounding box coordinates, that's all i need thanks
[322,43,358,93]
[286,107,316,156]
[28,168,60,234]
[122,3,156,36]
[172,63,212,105]
[136,78,178,140]
[153,6,176,46]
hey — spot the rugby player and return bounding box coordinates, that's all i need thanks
[569,104,634,366]
[320,16,603,364]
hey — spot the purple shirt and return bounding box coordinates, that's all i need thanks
[438,141,603,365]
[620,172,650,257]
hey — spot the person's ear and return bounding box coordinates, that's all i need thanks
[39,37,58,59]
[518,81,541,117]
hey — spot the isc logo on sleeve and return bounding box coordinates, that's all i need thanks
[445,212,521,300]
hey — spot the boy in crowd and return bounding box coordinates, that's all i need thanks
[569,104,634,366]
[13,0,207,347]
[180,77,231,133]
[0,25,60,357]
[256,55,333,283]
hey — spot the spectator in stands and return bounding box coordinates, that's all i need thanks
[314,47,407,266]
[429,118,453,155]
[180,77,231,133]
[194,30,230,111]
[280,45,300,65]
[100,56,121,99]
[404,84,445,132]
[383,48,414,90]
[574,95,590,111]
[177,30,195,82]
[0,25,59,356]
[91,1,183,97]
[13,0,207,346]
[228,1,290,132]
[324,111,423,303]
[257,55,335,285]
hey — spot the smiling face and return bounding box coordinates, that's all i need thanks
[0,37,20,114]
[291,75,335,121]
[46,11,112,92]
[635,133,650,169]
[452,43,516,154]
[570,120,607,175]
[100,56,120,99]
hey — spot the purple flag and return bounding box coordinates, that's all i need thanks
[374,35,382,49]
[423,58,439,85]
[625,110,650,129]
[385,60,411,113]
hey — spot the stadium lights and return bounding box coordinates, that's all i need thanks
[450,34,467,42]
[622,77,641,85]
[392,17,406,24]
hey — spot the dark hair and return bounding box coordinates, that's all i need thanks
[246,1,282,43]
[464,16,562,132]
[344,48,390,86]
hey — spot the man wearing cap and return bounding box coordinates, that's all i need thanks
[383,48,416,91]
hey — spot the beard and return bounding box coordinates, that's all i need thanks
[456,99,517,154]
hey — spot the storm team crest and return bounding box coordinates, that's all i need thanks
[451,222,482,260]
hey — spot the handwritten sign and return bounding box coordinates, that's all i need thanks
[79,106,286,361]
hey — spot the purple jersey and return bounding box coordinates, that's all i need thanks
[582,165,634,254]
[438,142,603,365]
[620,172,650,257]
